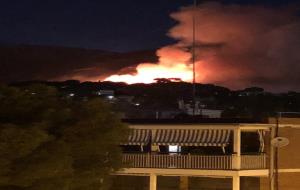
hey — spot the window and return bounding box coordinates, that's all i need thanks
[169,145,181,153]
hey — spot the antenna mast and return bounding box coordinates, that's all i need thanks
[192,0,197,115]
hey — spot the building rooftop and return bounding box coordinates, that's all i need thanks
[122,117,265,125]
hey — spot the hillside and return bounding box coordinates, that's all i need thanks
[0,44,157,82]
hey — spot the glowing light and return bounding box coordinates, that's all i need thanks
[105,62,193,84]
[107,95,114,100]
[169,145,181,153]
[104,46,194,84]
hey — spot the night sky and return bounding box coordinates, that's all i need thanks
[0,0,298,52]
[0,0,300,91]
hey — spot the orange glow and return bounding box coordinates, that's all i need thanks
[104,46,194,84]
[105,62,193,84]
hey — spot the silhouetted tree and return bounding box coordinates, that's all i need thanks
[0,84,128,190]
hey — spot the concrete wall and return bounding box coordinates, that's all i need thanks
[261,118,300,190]
[277,127,300,169]
[261,173,300,190]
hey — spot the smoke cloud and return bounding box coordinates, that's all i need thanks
[106,2,300,91]
[169,2,300,91]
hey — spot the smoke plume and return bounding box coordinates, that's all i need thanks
[106,2,300,91]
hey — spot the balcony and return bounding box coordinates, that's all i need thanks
[240,154,267,169]
[122,153,267,170]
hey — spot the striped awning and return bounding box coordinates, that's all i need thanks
[152,129,231,147]
[122,129,151,146]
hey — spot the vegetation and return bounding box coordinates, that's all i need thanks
[13,80,300,119]
[0,84,128,190]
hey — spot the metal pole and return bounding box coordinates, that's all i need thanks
[270,113,280,190]
[192,0,196,115]
[275,114,279,190]
[270,112,300,190]
[269,123,275,190]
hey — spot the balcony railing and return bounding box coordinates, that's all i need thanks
[241,154,267,169]
[122,153,266,170]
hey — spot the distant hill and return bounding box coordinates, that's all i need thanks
[0,44,157,83]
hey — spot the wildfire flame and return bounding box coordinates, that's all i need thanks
[105,62,193,84]
[104,46,194,84]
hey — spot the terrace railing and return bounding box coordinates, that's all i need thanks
[122,153,266,170]
[241,154,267,169]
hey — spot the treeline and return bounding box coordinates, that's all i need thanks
[11,80,300,119]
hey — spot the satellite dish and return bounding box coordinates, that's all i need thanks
[271,137,289,148]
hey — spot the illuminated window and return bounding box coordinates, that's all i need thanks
[107,95,114,99]
[169,145,181,153]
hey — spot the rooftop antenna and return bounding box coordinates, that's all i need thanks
[192,0,197,115]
